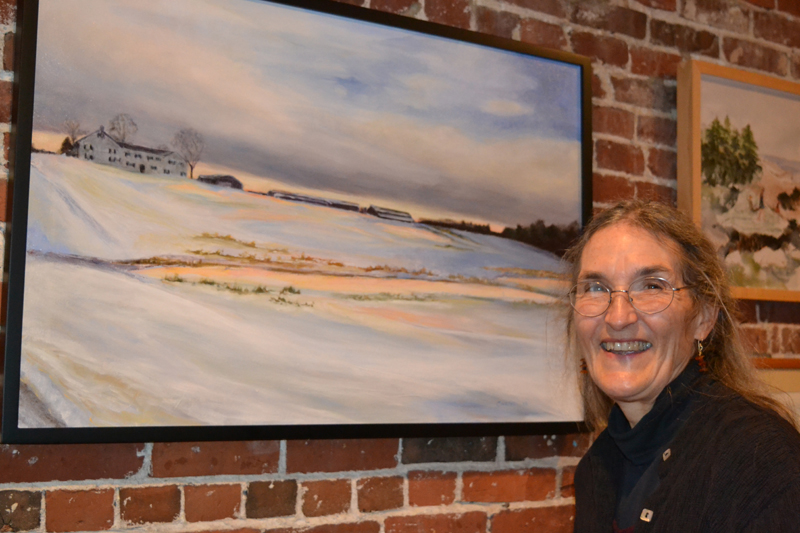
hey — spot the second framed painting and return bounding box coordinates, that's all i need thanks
[678,59,800,302]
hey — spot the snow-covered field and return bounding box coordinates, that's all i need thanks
[19,154,581,428]
[702,157,800,291]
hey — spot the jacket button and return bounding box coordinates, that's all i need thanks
[640,509,654,522]
[662,448,671,461]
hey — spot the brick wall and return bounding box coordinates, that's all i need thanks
[0,0,799,531]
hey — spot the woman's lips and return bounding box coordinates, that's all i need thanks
[600,340,652,355]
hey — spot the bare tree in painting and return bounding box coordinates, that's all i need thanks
[108,113,138,143]
[171,128,204,180]
[63,120,85,144]
[59,119,86,154]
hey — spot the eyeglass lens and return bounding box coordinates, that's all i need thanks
[570,277,676,317]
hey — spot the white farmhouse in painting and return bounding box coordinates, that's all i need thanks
[73,126,188,177]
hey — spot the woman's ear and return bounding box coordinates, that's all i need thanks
[693,304,718,342]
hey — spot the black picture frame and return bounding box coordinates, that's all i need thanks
[3,0,592,444]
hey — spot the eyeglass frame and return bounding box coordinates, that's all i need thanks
[568,276,694,317]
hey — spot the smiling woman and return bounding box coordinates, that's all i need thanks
[563,201,800,533]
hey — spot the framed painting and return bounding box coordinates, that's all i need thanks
[3,0,592,443]
[678,59,800,302]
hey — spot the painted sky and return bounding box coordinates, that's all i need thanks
[701,75,800,164]
[32,0,584,226]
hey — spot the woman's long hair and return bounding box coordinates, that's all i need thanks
[564,200,797,430]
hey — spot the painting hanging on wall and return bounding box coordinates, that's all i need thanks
[3,0,592,443]
[678,59,800,303]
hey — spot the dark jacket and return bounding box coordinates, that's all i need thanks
[574,381,800,532]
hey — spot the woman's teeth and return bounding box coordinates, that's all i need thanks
[600,341,652,354]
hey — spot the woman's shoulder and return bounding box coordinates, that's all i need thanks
[691,381,800,446]
[681,381,800,477]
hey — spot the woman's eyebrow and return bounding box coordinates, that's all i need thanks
[577,265,673,281]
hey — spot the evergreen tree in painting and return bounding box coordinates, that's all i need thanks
[701,116,761,187]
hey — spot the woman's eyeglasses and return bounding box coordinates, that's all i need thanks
[569,277,691,317]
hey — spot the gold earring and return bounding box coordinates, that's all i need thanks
[580,358,588,374]
[694,339,708,372]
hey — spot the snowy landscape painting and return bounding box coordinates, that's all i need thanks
[695,66,800,301]
[5,0,589,439]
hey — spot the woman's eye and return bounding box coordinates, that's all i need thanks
[638,279,667,291]
[583,282,607,293]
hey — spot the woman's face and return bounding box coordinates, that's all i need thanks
[575,222,715,418]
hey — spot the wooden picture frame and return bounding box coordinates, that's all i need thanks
[678,59,800,370]
[678,59,800,302]
[3,0,592,443]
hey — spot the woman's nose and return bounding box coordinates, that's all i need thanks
[604,291,637,328]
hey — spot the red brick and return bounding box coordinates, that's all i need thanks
[0,444,144,483]
[491,505,575,533]
[520,18,567,50]
[402,437,495,464]
[746,0,775,7]
[596,140,645,175]
[462,469,556,502]
[371,0,418,14]
[301,479,350,517]
[793,53,800,79]
[593,173,636,203]
[46,490,114,532]
[0,178,10,222]
[611,76,676,111]
[0,0,14,25]
[572,4,647,39]
[424,0,470,28]
[152,441,279,478]
[0,491,41,532]
[357,476,403,513]
[202,530,261,533]
[647,147,677,181]
[593,106,635,139]
[593,74,606,99]
[754,12,800,48]
[771,324,781,353]
[781,326,800,354]
[184,484,241,522]
[272,523,381,533]
[385,512,487,533]
[637,0,677,10]
[723,38,788,76]
[503,0,565,17]
[120,486,180,525]
[476,7,520,39]
[409,471,457,506]
[637,115,677,147]
[561,466,576,498]
[650,20,718,57]
[740,326,769,355]
[778,0,800,16]
[246,480,297,518]
[683,0,749,32]
[3,32,12,71]
[570,32,629,67]
[505,434,592,460]
[630,47,681,78]
[635,180,675,203]
[287,439,398,473]
[0,80,12,123]
[4,132,10,164]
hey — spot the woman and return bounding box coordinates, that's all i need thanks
[566,201,800,532]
